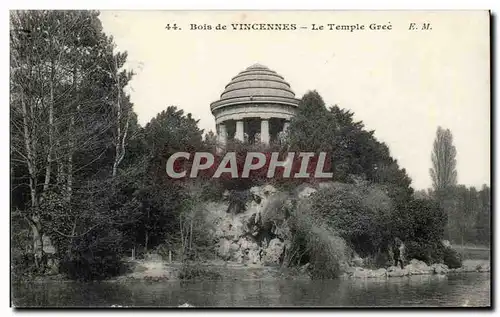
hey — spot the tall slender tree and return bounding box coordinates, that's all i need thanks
[429,126,458,241]
[430,126,458,191]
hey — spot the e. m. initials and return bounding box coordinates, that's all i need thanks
[408,22,432,31]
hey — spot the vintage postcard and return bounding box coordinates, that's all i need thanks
[10,10,491,308]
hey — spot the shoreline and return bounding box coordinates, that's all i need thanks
[109,258,491,282]
[19,258,490,284]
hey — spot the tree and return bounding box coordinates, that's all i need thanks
[429,126,458,241]
[288,91,413,202]
[10,10,135,273]
[117,106,205,256]
[430,126,457,192]
[203,130,217,152]
[330,105,413,203]
[144,106,203,159]
[288,91,336,153]
[475,185,491,246]
[448,185,476,248]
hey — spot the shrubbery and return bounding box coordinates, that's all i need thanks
[11,250,38,280]
[392,198,447,265]
[265,196,349,279]
[294,182,451,268]
[309,182,392,258]
[443,247,462,269]
[178,262,222,280]
[58,229,127,281]
[404,240,445,264]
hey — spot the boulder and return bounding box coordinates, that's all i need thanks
[350,267,387,279]
[230,242,240,252]
[351,267,368,278]
[263,238,285,265]
[238,237,259,252]
[387,265,409,277]
[217,239,232,260]
[233,250,245,263]
[250,185,277,199]
[297,186,317,199]
[431,263,449,275]
[238,237,249,250]
[405,259,433,275]
[449,267,463,273]
[220,217,245,241]
[248,249,261,264]
[214,227,224,237]
[371,268,388,278]
[262,184,277,196]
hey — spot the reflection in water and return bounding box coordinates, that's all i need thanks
[12,273,490,307]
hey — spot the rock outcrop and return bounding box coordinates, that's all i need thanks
[206,184,491,279]
[343,259,452,279]
[387,265,410,277]
[431,263,449,275]
[405,259,433,275]
[342,267,388,279]
[210,185,295,265]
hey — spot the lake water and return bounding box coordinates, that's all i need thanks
[12,273,490,308]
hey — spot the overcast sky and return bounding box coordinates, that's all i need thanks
[99,10,490,190]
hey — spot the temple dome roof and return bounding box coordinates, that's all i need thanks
[210,64,300,113]
[221,64,296,99]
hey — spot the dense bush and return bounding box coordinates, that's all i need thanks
[278,199,348,279]
[404,240,445,264]
[11,221,38,280]
[177,194,219,260]
[392,198,447,264]
[11,250,38,280]
[58,229,127,281]
[303,223,347,279]
[443,247,462,269]
[309,182,392,258]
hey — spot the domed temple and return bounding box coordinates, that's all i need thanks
[210,64,300,147]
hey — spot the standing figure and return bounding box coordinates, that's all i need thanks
[393,237,405,269]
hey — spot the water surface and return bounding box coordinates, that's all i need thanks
[12,273,490,308]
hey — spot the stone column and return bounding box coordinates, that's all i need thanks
[218,123,227,149]
[235,120,244,142]
[260,119,270,144]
